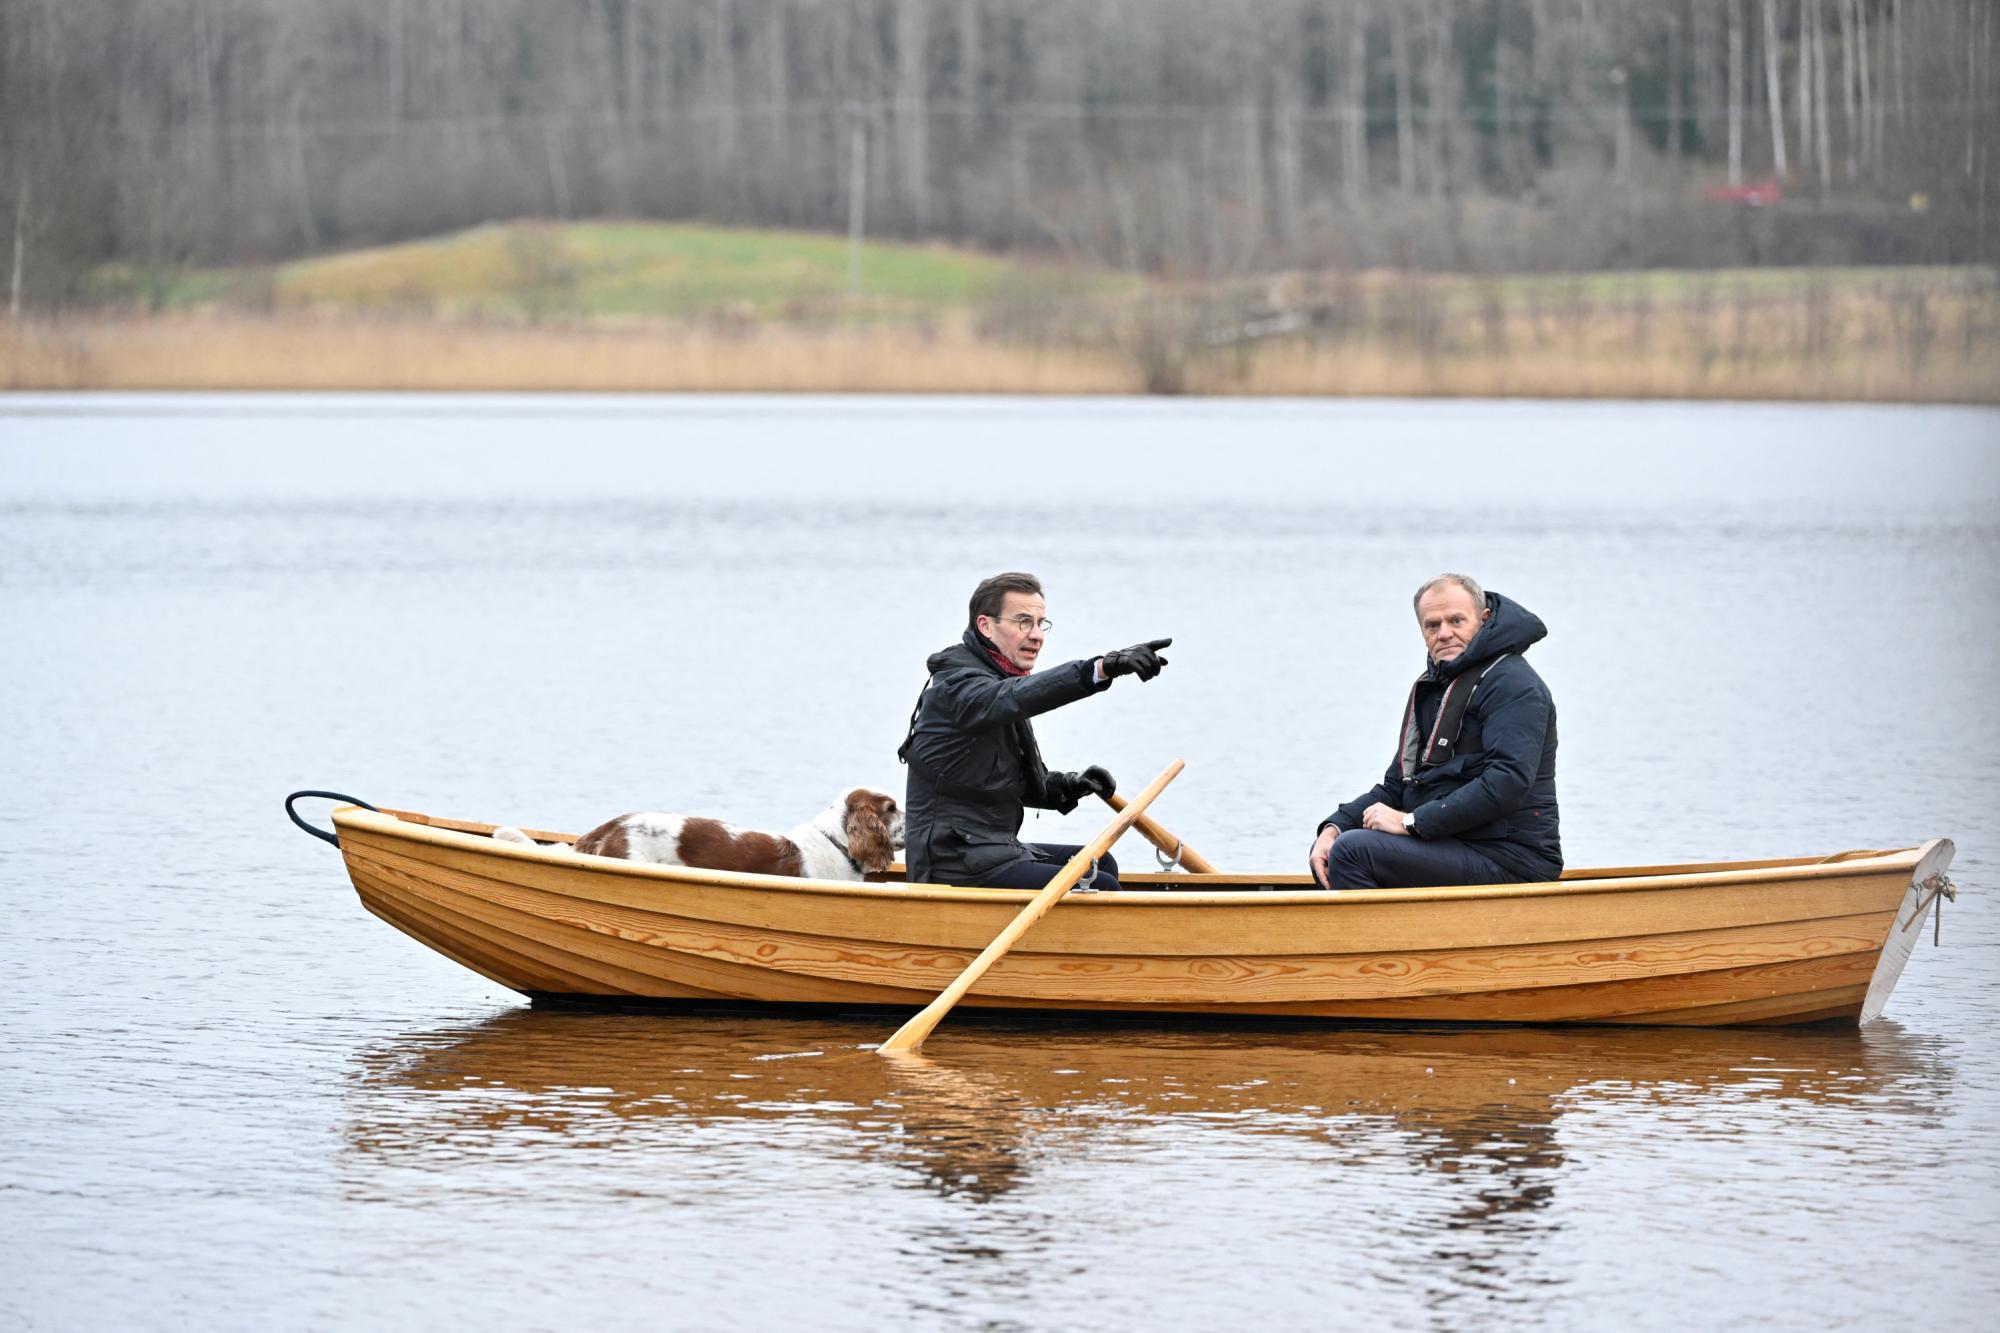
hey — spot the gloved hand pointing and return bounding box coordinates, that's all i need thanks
[1100,638,1172,682]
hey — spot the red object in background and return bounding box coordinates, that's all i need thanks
[1705,179,1784,206]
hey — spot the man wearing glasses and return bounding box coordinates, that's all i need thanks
[898,571,1172,891]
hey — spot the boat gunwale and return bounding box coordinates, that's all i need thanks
[332,806,1931,908]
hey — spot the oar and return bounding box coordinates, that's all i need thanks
[1100,790,1219,874]
[877,759,1185,1057]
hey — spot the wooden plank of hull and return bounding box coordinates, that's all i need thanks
[357,866,716,999]
[352,832,1896,964]
[371,876,1878,1025]
[332,809,1942,1026]
[363,841,1894,1004]
[1628,987,1870,1026]
[943,955,1881,1025]
[344,839,1894,1025]
[356,893,558,994]
[355,851,924,1006]
[339,824,1913,960]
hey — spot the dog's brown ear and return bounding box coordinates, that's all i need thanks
[845,797,894,873]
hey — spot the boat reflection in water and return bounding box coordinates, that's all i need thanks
[343,1010,1952,1251]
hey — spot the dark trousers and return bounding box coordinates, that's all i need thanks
[1322,829,1516,890]
[977,843,1124,892]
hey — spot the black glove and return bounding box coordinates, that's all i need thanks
[1077,765,1116,799]
[1101,637,1172,682]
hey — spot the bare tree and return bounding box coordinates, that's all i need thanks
[5,0,1997,308]
[1763,0,1790,178]
[1728,0,1745,185]
[1390,2,1417,191]
[1340,2,1368,204]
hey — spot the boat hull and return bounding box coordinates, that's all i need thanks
[331,807,1953,1028]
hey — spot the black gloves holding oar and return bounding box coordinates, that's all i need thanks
[1046,765,1117,808]
[1100,637,1172,682]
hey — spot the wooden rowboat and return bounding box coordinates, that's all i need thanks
[327,803,1958,1028]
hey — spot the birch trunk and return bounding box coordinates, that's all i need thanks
[1763,0,1789,177]
[958,0,981,142]
[1853,0,1873,176]
[1668,10,1684,160]
[1426,0,1451,199]
[1271,72,1301,247]
[1343,8,1367,203]
[895,0,929,230]
[709,2,738,206]
[386,0,405,120]
[1392,5,1416,191]
[1729,0,1745,185]
[9,182,26,320]
[764,7,791,219]
[1965,0,1980,178]
[1812,0,1832,190]
[1836,0,1857,182]
[1797,0,1813,183]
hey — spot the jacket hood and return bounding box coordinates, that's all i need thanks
[1431,590,1546,679]
[927,629,1005,676]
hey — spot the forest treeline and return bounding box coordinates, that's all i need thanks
[4,0,1996,309]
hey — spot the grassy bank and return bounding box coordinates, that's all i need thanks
[86,221,1103,323]
[10,222,1996,401]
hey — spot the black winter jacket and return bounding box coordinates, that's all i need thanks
[1323,591,1562,882]
[902,630,1109,885]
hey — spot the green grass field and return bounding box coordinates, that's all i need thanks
[105,221,1100,322]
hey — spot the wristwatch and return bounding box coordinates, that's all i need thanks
[1401,811,1417,835]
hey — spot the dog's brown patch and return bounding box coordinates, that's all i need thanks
[843,789,899,873]
[573,816,632,859]
[677,818,806,877]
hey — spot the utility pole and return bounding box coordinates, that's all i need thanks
[847,109,868,295]
[10,183,26,320]
[1611,65,1632,183]
[1729,0,1746,186]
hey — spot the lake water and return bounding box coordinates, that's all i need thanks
[3,395,1997,1329]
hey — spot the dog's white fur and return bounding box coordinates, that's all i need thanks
[492,787,904,882]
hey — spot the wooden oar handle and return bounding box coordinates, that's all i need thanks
[879,759,1186,1056]
[1103,790,1218,874]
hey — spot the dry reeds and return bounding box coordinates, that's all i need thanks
[0,314,1132,394]
[5,266,1995,403]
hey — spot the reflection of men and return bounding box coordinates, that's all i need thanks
[900,572,1171,890]
[1310,574,1561,890]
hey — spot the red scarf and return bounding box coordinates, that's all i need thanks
[987,646,1030,677]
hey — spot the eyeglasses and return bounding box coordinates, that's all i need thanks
[992,614,1053,633]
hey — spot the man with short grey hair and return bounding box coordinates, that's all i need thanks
[1308,574,1561,889]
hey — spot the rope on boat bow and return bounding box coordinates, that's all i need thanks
[284,790,379,848]
[1926,871,1959,947]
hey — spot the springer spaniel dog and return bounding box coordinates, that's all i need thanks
[492,788,903,881]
